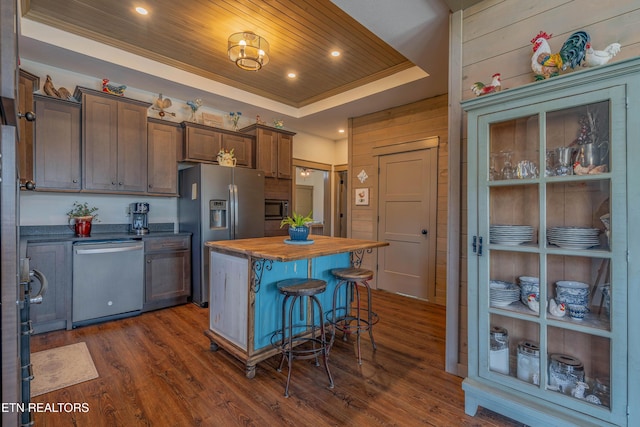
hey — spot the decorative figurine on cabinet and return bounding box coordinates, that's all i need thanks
[471,73,501,96]
[152,93,175,119]
[186,98,202,122]
[582,42,621,67]
[530,31,590,80]
[102,79,127,96]
[43,75,75,100]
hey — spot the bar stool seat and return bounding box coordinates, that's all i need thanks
[327,267,379,365]
[271,278,334,397]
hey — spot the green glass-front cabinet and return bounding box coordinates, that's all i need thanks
[462,58,640,426]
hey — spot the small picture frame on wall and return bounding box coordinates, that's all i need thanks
[202,112,223,128]
[355,188,369,206]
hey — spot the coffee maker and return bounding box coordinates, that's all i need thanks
[129,202,150,235]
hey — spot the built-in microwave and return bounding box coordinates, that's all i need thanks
[265,199,288,220]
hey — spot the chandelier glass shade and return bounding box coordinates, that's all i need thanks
[228,32,270,71]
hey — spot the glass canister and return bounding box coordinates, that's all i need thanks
[489,326,509,375]
[517,341,540,384]
[548,353,585,395]
[592,377,610,407]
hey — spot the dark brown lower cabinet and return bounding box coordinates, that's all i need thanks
[143,235,191,312]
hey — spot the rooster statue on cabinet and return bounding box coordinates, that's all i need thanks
[530,30,590,80]
[583,42,621,67]
[471,73,501,96]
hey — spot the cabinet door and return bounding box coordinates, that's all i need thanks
[34,96,81,190]
[83,93,118,190]
[27,242,72,333]
[467,85,627,426]
[184,126,221,162]
[144,250,190,310]
[18,70,38,186]
[277,133,292,179]
[117,102,148,192]
[148,121,179,195]
[256,128,277,177]
[222,133,253,167]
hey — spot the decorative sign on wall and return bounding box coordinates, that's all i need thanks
[357,169,368,183]
[355,188,369,206]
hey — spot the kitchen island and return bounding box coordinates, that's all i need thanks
[204,235,388,378]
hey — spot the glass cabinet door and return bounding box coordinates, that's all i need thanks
[474,85,627,425]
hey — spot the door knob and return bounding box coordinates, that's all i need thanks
[18,111,36,121]
[421,229,428,235]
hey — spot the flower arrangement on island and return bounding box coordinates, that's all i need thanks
[229,111,242,131]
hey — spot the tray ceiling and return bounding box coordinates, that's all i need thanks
[21,0,415,108]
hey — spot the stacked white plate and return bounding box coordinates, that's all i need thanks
[490,224,535,245]
[547,226,600,250]
[490,280,520,307]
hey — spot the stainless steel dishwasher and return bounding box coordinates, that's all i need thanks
[72,240,144,326]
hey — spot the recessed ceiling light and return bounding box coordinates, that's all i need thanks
[338,129,345,134]
[287,72,296,78]
[331,51,341,57]
[135,6,148,15]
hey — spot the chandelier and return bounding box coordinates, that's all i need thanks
[228,32,270,71]
[300,168,312,177]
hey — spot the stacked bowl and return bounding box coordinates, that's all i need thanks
[555,281,590,306]
[518,276,540,304]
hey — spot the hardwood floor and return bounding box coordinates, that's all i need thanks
[31,290,523,426]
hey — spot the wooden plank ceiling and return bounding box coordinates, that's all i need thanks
[21,0,413,108]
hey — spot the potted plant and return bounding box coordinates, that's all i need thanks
[280,211,313,241]
[67,201,99,237]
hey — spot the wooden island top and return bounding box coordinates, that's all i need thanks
[205,235,388,262]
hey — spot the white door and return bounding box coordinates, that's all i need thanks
[377,149,438,300]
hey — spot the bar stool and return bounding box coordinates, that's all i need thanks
[328,267,379,365]
[272,278,334,397]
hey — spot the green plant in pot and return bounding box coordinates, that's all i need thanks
[280,211,313,241]
[67,201,99,237]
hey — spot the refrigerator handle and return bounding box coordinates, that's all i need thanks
[230,184,239,239]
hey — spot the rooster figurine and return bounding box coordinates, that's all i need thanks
[102,79,127,96]
[526,294,540,314]
[43,75,60,98]
[583,42,621,67]
[548,298,566,317]
[471,73,501,96]
[531,30,590,80]
[152,93,174,119]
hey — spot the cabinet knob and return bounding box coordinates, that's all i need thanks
[148,184,153,188]
[118,182,123,186]
[73,179,78,183]
[20,180,36,191]
[112,181,117,185]
[421,229,428,235]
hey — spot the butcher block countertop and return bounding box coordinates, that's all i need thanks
[205,235,388,262]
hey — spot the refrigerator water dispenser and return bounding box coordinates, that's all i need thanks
[210,200,227,229]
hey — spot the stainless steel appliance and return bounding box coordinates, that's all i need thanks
[265,198,289,220]
[72,240,144,326]
[179,164,264,306]
[129,202,150,235]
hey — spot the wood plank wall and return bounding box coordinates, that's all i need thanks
[455,0,640,376]
[349,95,449,305]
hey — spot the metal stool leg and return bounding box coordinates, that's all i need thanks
[362,280,376,350]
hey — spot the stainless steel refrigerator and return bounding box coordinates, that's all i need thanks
[179,164,264,306]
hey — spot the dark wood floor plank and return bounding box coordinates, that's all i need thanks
[30,290,523,426]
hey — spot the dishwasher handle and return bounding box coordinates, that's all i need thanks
[75,243,144,255]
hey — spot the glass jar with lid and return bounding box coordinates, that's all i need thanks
[517,341,540,384]
[548,353,585,395]
[489,326,509,374]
